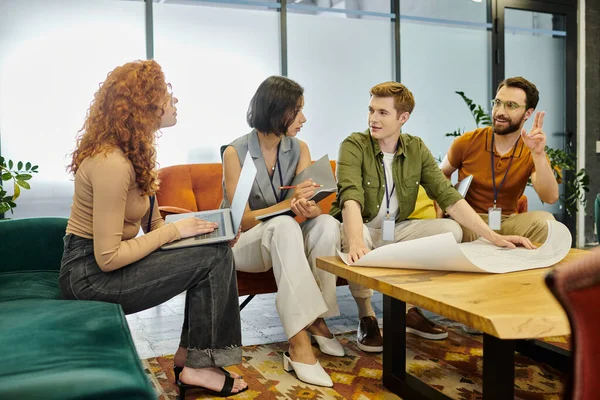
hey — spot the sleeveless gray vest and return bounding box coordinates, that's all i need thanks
[222,129,301,210]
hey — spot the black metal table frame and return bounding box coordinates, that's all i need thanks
[382,295,569,400]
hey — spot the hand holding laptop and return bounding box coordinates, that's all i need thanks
[228,227,242,248]
[173,217,218,238]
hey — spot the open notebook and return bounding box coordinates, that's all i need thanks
[255,155,337,221]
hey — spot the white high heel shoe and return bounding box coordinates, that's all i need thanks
[308,332,345,357]
[282,352,333,387]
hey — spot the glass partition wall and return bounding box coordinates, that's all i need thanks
[152,1,281,166]
[0,0,579,242]
[287,1,394,161]
[399,0,491,168]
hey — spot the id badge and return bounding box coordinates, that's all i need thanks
[382,217,395,242]
[488,207,502,231]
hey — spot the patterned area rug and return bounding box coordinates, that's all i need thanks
[142,321,568,400]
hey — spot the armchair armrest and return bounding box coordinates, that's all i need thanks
[159,206,195,214]
[158,206,195,219]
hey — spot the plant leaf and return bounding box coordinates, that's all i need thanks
[8,160,13,169]
[12,183,20,200]
[445,128,463,137]
[16,180,30,190]
[0,202,10,213]
[25,162,31,170]
[17,161,23,170]
[16,174,32,181]
[1,172,12,181]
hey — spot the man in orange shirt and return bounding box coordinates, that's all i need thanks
[440,77,559,243]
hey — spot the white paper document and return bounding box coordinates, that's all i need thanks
[337,220,571,274]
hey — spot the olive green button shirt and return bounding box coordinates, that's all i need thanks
[330,130,463,224]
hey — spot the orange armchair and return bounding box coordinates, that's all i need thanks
[156,163,224,218]
[156,161,343,308]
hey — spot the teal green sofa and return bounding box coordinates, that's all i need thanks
[0,217,155,400]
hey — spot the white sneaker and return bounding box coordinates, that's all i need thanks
[282,352,333,387]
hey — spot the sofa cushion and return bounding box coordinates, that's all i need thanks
[0,299,154,400]
[408,186,436,219]
[0,217,68,274]
[0,271,61,302]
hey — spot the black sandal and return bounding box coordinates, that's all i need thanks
[177,372,248,399]
[173,365,234,383]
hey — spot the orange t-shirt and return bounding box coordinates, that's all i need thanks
[447,127,534,215]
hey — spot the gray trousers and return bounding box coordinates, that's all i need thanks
[59,234,242,369]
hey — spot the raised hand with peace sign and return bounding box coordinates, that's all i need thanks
[521,111,546,156]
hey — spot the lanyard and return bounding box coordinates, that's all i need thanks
[490,133,520,208]
[381,159,396,216]
[269,142,285,203]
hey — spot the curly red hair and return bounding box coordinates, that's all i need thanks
[68,60,169,195]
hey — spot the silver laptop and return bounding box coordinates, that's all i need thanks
[455,175,473,197]
[161,152,256,250]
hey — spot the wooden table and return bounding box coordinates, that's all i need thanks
[317,248,585,400]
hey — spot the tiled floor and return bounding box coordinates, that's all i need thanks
[126,287,384,359]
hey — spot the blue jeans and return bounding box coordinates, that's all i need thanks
[59,234,242,368]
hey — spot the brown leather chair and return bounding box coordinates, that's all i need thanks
[155,161,344,309]
[545,248,600,400]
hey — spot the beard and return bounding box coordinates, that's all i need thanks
[492,115,524,136]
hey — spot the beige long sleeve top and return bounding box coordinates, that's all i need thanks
[66,149,181,271]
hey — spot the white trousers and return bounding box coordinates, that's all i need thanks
[233,214,341,339]
[342,218,463,298]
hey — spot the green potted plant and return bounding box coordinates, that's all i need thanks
[446,91,589,217]
[0,156,38,216]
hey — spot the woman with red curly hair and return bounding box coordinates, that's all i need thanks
[59,60,248,397]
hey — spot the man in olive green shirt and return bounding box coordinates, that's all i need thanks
[331,81,534,352]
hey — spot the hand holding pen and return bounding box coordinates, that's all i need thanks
[279,183,324,189]
[288,179,319,201]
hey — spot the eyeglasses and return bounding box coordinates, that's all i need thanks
[491,99,526,112]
